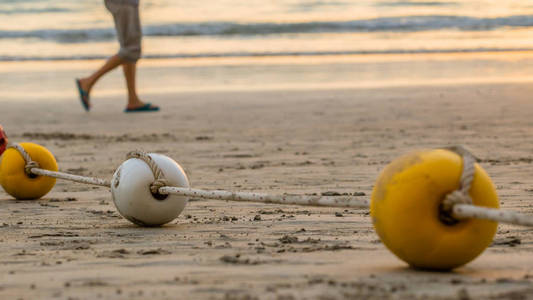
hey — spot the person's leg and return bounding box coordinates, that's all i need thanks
[78,54,123,96]
[76,0,125,110]
[123,62,142,109]
[77,1,158,111]
[122,62,159,110]
[119,4,158,111]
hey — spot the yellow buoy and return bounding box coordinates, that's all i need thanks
[371,149,499,270]
[0,143,58,200]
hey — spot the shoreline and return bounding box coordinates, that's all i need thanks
[5,47,533,62]
[5,49,533,68]
[4,51,533,101]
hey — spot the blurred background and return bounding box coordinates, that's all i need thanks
[3,0,533,100]
[3,0,533,60]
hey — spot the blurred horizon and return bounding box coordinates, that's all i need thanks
[3,0,533,61]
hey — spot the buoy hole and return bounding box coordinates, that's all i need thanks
[151,191,169,201]
[26,172,38,179]
[438,202,460,226]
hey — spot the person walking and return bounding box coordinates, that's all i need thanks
[76,0,159,112]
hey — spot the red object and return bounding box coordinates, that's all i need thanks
[0,125,7,156]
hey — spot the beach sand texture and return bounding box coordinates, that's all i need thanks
[1,61,533,299]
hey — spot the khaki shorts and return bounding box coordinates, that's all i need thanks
[104,0,142,62]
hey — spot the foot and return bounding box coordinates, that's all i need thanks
[125,102,160,113]
[78,78,92,94]
[75,78,92,111]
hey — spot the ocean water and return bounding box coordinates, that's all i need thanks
[2,0,533,61]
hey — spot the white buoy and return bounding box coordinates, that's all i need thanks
[111,153,190,226]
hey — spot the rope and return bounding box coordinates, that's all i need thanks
[453,204,533,227]
[7,143,40,175]
[159,186,370,208]
[442,145,478,207]
[6,143,110,187]
[5,144,533,227]
[440,145,533,227]
[126,151,168,194]
[127,150,370,208]
[132,147,533,226]
[439,145,478,224]
[30,168,111,187]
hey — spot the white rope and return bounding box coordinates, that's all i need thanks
[126,151,369,208]
[134,148,533,225]
[454,204,533,227]
[5,144,533,227]
[158,186,533,226]
[30,168,111,187]
[441,145,533,227]
[7,143,40,175]
[440,145,477,217]
[126,150,168,194]
[159,186,369,208]
[7,143,110,188]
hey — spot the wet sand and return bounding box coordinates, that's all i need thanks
[1,79,533,299]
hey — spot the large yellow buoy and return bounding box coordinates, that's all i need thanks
[0,143,58,200]
[371,149,499,270]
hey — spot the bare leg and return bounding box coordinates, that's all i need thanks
[123,62,158,110]
[78,54,124,105]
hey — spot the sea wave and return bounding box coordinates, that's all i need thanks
[0,7,72,14]
[2,47,533,62]
[2,15,533,43]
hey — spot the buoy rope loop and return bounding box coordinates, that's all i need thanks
[126,151,169,194]
[439,145,478,224]
[7,142,41,176]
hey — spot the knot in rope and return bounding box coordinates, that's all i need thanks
[149,178,168,195]
[444,190,472,207]
[24,160,40,176]
[126,150,168,194]
[7,143,40,176]
[440,145,479,223]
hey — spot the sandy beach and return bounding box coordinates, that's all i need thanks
[1,53,533,299]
